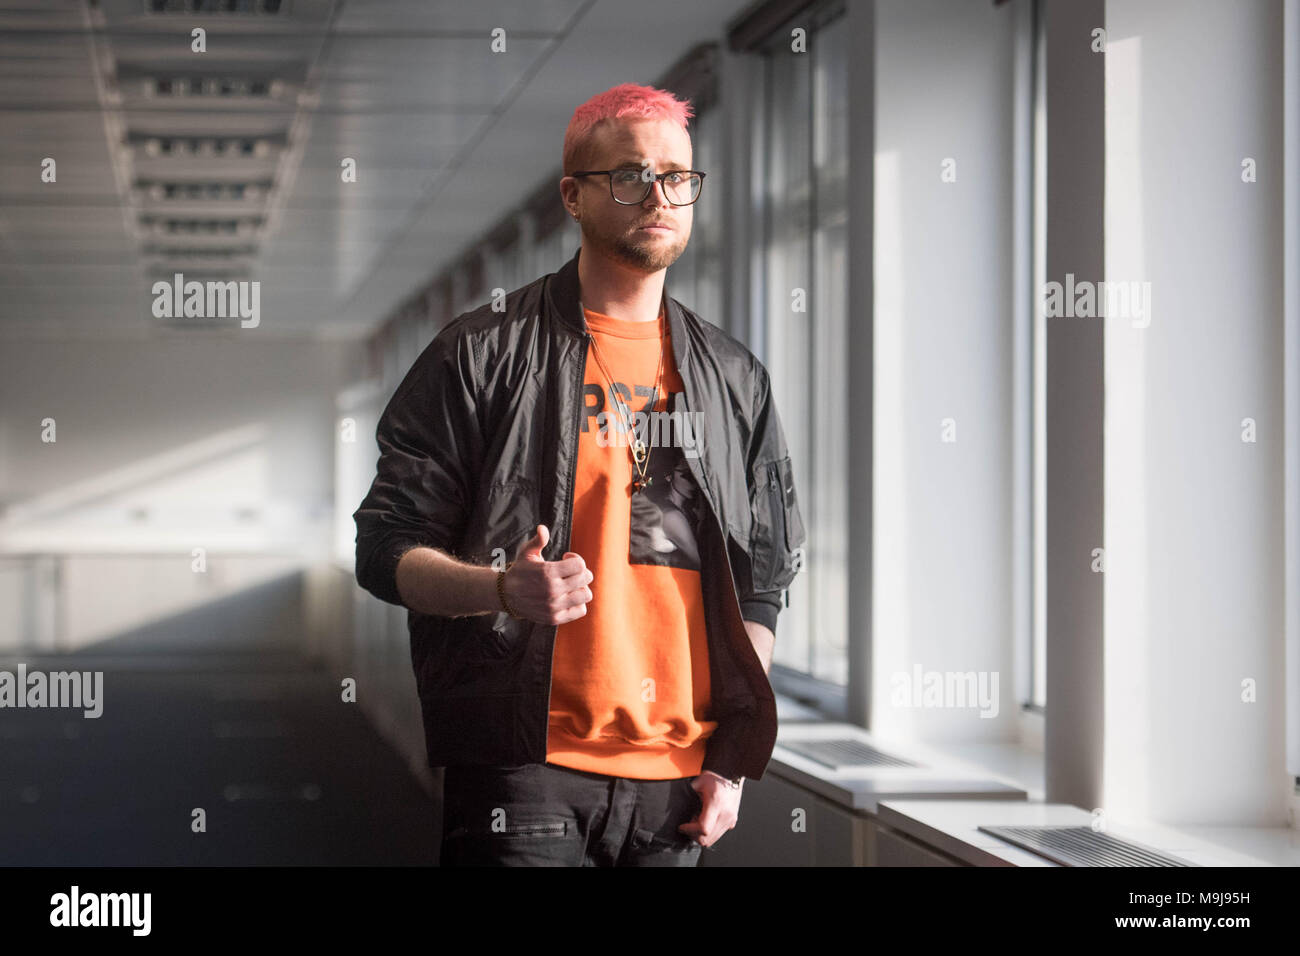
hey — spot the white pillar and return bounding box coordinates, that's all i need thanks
[1102,0,1287,826]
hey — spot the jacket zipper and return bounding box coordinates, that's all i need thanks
[562,333,590,557]
[542,332,590,737]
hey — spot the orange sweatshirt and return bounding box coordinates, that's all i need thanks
[545,305,716,779]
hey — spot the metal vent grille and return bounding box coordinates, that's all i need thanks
[977,825,1199,867]
[144,0,288,15]
[140,216,263,238]
[146,76,285,99]
[139,182,272,203]
[130,135,279,159]
[144,245,259,260]
[782,738,921,770]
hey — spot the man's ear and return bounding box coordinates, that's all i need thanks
[559,176,580,217]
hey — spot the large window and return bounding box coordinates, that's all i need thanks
[667,94,723,322]
[754,1,850,687]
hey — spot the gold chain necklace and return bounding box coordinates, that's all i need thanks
[586,312,665,495]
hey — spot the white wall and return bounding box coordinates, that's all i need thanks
[0,333,357,650]
[872,0,1019,742]
[1103,0,1287,826]
[0,334,355,553]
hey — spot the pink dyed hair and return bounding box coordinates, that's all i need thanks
[562,83,694,176]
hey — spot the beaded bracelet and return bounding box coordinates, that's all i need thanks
[496,561,523,619]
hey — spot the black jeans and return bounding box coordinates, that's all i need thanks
[439,762,704,867]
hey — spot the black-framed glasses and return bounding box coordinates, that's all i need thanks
[570,168,706,206]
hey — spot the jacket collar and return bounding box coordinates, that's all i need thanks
[547,245,693,376]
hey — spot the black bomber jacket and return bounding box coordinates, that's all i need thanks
[352,247,806,781]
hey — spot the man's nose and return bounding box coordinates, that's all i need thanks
[643,179,671,206]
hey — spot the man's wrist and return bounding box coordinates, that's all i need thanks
[702,769,744,789]
[463,561,509,618]
[496,562,523,618]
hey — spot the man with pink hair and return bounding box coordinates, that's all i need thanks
[355,82,804,867]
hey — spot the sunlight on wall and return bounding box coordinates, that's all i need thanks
[1102,33,1154,823]
[872,148,912,738]
[0,422,328,652]
[0,423,328,555]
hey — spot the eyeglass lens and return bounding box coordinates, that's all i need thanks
[609,170,701,205]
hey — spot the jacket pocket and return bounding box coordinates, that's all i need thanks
[412,614,522,700]
[749,456,805,592]
[411,615,464,697]
[438,613,529,666]
[479,611,533,661]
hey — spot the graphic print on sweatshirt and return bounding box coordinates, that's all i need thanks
[628,439,704,570]
[582,380,705,572]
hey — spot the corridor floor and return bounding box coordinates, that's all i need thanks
[1,648,441,866]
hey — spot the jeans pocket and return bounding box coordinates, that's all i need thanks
[441,817,579,866]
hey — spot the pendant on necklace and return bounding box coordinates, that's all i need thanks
[631,436,650,494]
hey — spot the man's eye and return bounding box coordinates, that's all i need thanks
[613,170,641,185]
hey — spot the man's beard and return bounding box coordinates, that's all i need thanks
[586,221,688,273]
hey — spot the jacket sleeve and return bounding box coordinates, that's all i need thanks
[738,593,782,633]
[353,321,483,607]
[736,360,807,631]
